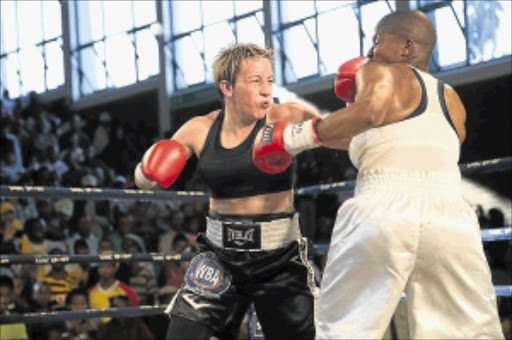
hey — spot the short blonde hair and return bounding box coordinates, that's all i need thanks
[213,43,273,88]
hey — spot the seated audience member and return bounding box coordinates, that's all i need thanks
[10,274,31,310]
[67,212,99,254]
[0,275,29,340]
[158,234,191,289]
[1,220,19,255]
[88,251,139,323]
[65,238,91,288]
[136,221,159,253]
[97,294,154,340]
[51,198,74,232]
[39,245,79,310]
[158,210,185,254]
[109,212,138,253]
[122,234,158,305]
[63,288,100,339]
[31,281,54,312]
[87,238,130,288]
[0,202,23,243]
[20,217,48,255]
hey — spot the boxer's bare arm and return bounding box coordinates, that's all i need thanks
[316,62,395,144]
[269,102,320,124]
[171,111,218,157]
[444,85,467,144]
[270,102,353,149]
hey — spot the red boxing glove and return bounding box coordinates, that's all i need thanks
[135,140,187,188]
[253,118,321,174]
[334,57,369,103]
[253,121,292,174]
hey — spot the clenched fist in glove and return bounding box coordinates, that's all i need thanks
[134,140,188,189]
[253,117,322,174]
[334,57,369,103]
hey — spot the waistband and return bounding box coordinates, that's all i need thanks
[206,211,301,251]
[355,168,462,196]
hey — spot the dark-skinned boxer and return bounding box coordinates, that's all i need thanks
[253,10,503,340]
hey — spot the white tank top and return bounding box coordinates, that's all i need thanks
[349,67,460,174]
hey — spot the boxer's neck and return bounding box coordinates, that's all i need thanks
[223,104,258,134]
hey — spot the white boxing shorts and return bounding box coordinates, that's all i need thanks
[316,169,503,340]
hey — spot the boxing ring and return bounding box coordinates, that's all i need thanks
[1,157,511,328]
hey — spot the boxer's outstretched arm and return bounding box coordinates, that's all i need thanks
[316,62,394,144]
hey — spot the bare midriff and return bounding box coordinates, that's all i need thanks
[209,190,293,215]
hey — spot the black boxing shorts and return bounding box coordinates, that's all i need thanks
[165,211,317,340]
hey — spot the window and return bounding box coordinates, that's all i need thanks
[1,0,64,98]
[416,0,511,71]
[273,0,395,85]
[71,0,159,97]
[467,0,511,64]
[167,0,264,92]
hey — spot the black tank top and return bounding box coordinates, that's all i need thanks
[196,110,294,199]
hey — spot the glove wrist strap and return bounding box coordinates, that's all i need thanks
[135,163,157,189]
[283,117,322,156]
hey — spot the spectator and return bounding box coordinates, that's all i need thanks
[92,111,112,157]
[0,121,24,183]
[136,221,158,253]
[46,146,69,181]
[109,212,139,253]
[58,114,90,153]
[0,220,19,255]
[59,133,87,170]
[87,238,130,288]
[11,263,37,306]
[0,202,23,243]
[39,245,79,310]
[122,234,158,305]
[0,275,29,340]
[1,89,16,118]
[31,281,54,312]
[43,323,67,340]
[79,174,110,238]
[32,113,59,156]
[183,214,204,244]
[29,280,67,338]
[66,238,91,288]
[51,198,74,233]
[88,250,139,323]
[158,209,185,254]
[97,294,154,340]
[99,121,138,175]
[11,274,31,310]
[20,217,48,255]
[158,238,193,290]
[63,288,100,339]
[67,212,99,254]
[35,198,55,227]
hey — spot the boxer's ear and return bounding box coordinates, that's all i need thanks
[219,80,233,98]
[402,38,416,58]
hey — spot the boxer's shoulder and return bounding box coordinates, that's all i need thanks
[173,110,219,156]
[181,111,217,133]
[357,61,399,80]
[356,62,417,97]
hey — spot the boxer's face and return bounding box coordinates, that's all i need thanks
[232,57,274,120]
[367,29,405,64]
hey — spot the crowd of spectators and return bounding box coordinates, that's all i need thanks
[0,91,207,339]
[1,91,511,339]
